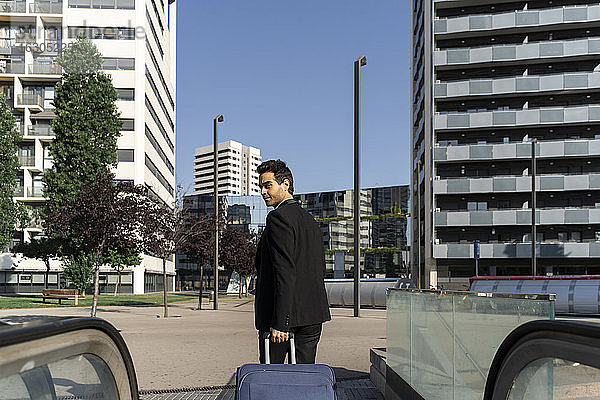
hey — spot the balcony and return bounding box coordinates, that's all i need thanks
[435,72,600,99]
[14,186,24,197]
[0,61,24,74]
[434,173,600,194]
[27,186,44,198]
[435,105,600,131]
[434,208,600,227]
[15,32,36,45]
[434,139,600,162]
[434,37,600,67]
[29,2,62,13]
[18,155,34,167]
[28,125,54,136]
[0,1,26,13]
[29,62,61,75]
[434,242,600,258]
[17,94,43,109]
[435,5,600,35]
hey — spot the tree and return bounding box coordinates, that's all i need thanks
[141,188,212,317]
[183,214,221,309]
[13,236,60,289]
[0,92,22,249]
[103,245,141,296]
[220,227,258,298]
[62,252,94,297]
[43,33,120,210]
[45,175,147,316]
[41,34,122,317]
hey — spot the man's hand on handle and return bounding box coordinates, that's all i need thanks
[270,328,289,343]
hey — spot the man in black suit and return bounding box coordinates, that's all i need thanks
[255,159,331,364]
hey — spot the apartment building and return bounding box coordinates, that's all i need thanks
[193,140,262,196]
[412,0,600,289]
[0,0,176,294]
[295,186,409,278]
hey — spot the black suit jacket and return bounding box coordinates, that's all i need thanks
[254,199,331,332]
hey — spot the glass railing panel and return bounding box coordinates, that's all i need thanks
[410,292,455,399]
[387,290,555,400]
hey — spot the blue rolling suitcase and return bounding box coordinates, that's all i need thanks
[236,332,336,400]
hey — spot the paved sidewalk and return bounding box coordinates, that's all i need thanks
[139,378,383,400]
[0,296,386,396]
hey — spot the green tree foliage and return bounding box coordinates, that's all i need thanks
[0,92,21,248]
[103,245,141,296]
[63,252,95,297]
[43,34,121,210]
[13,236,60,288]
[57,33,103,74]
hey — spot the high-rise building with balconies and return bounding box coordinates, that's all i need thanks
[1,0,177,294]
[412,0,600,290]
[193,140,262,196]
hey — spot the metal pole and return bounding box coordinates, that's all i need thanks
[531,138,537,277]
[213,115,223,310]
[416,160,422,289]
[354,56,366,318]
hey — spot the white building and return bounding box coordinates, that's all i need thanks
[1,0,176,294]
[193,140,262,196]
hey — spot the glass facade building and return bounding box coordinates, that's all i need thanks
[295,186,409,278]
[176,195,271,290]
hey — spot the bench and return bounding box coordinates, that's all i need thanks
[41,289,79,305]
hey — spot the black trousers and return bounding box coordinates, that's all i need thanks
[258,323,322,364]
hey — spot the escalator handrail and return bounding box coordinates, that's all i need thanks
[484,319,600,400]
[0,317,139,399]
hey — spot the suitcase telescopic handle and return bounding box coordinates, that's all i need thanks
[263,332,296,364]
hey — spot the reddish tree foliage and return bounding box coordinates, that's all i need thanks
[45,175,148,316]
[220,226,258,298]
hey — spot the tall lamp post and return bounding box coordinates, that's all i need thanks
[354,55,366,318]
[531,138,537,277]
[213,114,224,310]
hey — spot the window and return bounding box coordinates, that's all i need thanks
[558,232,568,242]
[503,137,510,144]
[570,232,581,243]
[120,119,134,131]
[69,0,135,9]
[116,88,134,101]
[68,26,135,40]
[145,96,173,152]
[145,67,173,130]
[146,8,163,57]
[146,40,174,109]
[498,199,511,209]
[117,149,134,162]
[467,202,487,211]
[596,232,600,242]
[103,57,135,70]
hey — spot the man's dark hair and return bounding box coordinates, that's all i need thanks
[257,159,294,195]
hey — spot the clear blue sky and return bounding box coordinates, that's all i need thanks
[176,0,411,194]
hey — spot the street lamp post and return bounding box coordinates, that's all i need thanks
[531,138,537,277]
[354,55,366,318]
[213,114,224,310]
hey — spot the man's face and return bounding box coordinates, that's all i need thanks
[259,172,290,207]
